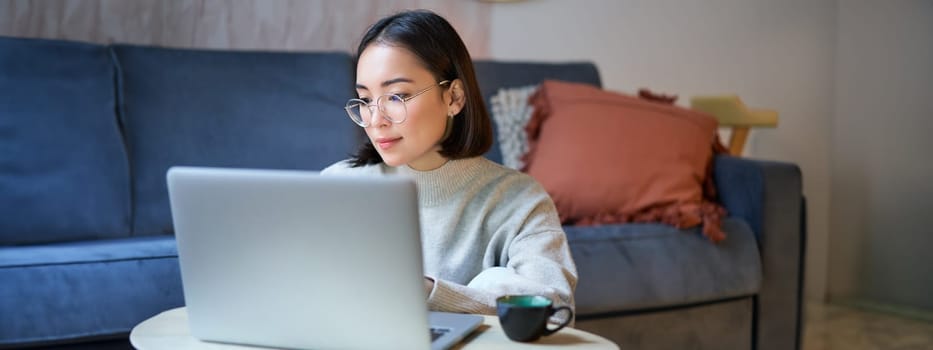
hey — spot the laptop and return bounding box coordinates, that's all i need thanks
[166,166,483,350]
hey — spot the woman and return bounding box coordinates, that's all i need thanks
[323,10,577,316]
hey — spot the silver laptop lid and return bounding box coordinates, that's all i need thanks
[167,166,431,349]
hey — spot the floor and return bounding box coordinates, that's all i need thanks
[803,302,933,350]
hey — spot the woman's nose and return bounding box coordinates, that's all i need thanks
[368,105,390,127]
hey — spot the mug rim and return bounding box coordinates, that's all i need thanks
[496,295,553,307]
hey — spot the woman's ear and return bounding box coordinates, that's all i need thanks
[446,79,466,116]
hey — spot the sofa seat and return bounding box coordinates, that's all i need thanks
[567,217,761,315]
[0,236,184,346]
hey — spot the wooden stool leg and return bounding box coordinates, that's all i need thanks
[729,127,750,156]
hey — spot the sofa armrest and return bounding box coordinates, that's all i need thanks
[713,155,805,350]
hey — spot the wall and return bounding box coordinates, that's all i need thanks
[0,0,491,55]
[830,0,933,311]
[488,0,836,301]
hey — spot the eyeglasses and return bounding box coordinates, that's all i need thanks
[344,80,450,127]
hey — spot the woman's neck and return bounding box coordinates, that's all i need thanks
[406,149,448,171]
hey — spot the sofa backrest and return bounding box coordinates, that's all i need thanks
[0,36,132,245]
[1,35,605,243]
[472,61,602,164]
[111,45,357,236]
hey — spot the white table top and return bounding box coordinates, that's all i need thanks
[130,307,618,350]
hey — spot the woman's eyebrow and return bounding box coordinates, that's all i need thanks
[381,77,414,87]
[355,77,415,90]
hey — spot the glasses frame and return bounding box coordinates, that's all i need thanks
[344,80,451,127]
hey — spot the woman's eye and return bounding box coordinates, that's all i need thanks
[359,97,372,103]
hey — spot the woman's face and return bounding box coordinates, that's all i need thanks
[355,44,460,171]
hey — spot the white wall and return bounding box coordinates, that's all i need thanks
[830,0,933,310]
[489,0,836,301]
[0,0,491,55]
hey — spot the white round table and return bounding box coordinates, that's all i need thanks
[130,307,619,350]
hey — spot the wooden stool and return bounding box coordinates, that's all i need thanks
[690,95,778,156]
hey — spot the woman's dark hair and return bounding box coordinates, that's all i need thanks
[349,10,492,167]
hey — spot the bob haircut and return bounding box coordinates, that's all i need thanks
[348,10,493,167]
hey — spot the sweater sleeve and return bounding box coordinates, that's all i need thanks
[426,184,578,319]
[427,231,577,316]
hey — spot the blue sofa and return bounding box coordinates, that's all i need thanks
[0,35,805,350]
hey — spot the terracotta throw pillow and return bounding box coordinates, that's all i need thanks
[523,80,727,242]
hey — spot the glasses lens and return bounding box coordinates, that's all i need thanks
[381,94,407,123]
[345,100,368,126]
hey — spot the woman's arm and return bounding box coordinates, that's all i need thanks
[425,186,577,316]
[426,230,576,315]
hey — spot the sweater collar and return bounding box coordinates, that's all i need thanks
[395,157,486,207]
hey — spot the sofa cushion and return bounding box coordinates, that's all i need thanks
[112,46,356,235]
[0,236,183,346]
[0,36,131,245]
[524,80,727,241]
[488,84,538,170]
[472,61,601,165]
[567,218,761,315]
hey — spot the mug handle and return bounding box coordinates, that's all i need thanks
[543,306,573,336]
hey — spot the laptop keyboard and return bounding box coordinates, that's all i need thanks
[430,327,451,341]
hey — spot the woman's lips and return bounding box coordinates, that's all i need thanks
[375,137,401,150]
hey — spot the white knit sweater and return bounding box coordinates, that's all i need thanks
[322,157,577,315]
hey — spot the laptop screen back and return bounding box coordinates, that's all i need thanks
[167,166,432,349]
